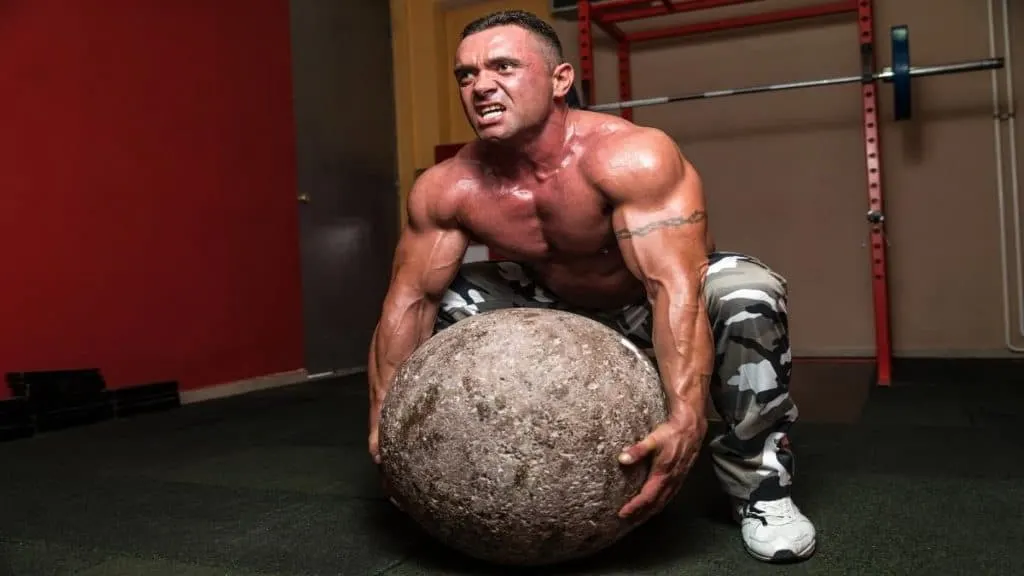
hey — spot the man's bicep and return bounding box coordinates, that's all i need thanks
[390,171,469,300]
[613,201,708,290]
[602,133,709,284]
[613,197,707,244]
[391,224,468,300]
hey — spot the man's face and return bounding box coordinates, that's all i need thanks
[454,26,556,142]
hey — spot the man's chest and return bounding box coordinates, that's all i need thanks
[458,178,616,257]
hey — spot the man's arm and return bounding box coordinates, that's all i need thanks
[367,165,469,462]
[590,127,714,426]
[589,127,714,518]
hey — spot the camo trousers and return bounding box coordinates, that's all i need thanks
[434,251,798,502]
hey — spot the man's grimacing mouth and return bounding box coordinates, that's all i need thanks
[477,104,505,118]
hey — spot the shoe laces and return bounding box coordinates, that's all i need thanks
[741,498,796,527]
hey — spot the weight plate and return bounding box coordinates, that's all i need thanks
[892,25,911,121]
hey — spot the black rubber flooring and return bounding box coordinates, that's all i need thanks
[2,367,1023,575]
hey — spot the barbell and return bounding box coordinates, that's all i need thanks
[581,25,1005,122]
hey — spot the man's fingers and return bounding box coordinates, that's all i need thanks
[618,474,665,519]
[621,475,682,521]
[368,430,381,464]
[618,434,658,465]
[652,480,681,515]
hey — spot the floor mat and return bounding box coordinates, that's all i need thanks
[1,373,1022,575]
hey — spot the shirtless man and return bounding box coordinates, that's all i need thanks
[367,9,816,563]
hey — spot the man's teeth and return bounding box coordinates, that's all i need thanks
[481,106,504,118]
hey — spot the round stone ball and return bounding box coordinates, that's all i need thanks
[378,308,668,566]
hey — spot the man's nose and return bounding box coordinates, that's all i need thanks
[472,73,498,96]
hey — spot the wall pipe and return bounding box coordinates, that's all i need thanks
[1001,0,1023,340]
[987,0,1024,352]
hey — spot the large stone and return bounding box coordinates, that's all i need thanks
[378,308,668,566]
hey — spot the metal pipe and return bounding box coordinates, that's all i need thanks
[987,0,1024,352]
[617,40,633,121]
[587,0,660,13]
[595,18,626,42]
[623,0,857,43]
[1000,0,1023,339]
[858,0,891,386]
[599,0,764,24]
[578,0,596,108]
[588,58,1005,112]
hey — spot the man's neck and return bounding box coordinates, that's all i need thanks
[483,108,571,180]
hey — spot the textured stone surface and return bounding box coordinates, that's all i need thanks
[378,308,668,566]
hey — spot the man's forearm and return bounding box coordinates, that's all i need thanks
[367,327,391,401]
[370,339,404,402]
[367,291,443,462]
[649,278,714,420]
[370,295,440,397]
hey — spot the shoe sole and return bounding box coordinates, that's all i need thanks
[743,539,816,564]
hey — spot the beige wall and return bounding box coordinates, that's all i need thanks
[390,0,447,225]
[552,0,1023,358]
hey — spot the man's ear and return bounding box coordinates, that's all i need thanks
[552,62,575,99]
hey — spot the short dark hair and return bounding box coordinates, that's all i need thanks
[460,10,564,66]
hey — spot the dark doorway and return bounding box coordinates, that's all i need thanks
[289,0,399,374]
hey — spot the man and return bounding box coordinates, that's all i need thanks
[367,9,816,563]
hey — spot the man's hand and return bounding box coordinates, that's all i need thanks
[367,395,384,464]
[617,404,707,520]
[367,375,405,513]
[367,370,402,511]
[367,327,388,464]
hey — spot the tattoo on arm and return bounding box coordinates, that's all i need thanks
[614,210,707,239]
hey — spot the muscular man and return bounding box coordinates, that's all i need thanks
[368,9,816,563]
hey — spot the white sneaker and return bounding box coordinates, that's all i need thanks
[733,497,817,562]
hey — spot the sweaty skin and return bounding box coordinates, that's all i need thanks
[368,22,714,523]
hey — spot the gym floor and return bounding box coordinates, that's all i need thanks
[2,363,1023,575]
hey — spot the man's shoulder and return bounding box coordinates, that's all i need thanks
[408,151,484,227]
[413,151,481,198]
[583,118,676,164]
[579,118,679,183]
[571,114,693,205]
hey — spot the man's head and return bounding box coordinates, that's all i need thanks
[455,10,575,143]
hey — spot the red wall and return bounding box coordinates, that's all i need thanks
[0,0,304,400]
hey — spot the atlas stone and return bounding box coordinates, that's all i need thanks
[378,308,669,566]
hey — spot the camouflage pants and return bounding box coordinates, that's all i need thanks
[435,252,798,502]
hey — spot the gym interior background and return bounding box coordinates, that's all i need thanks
[1,0,1023,574]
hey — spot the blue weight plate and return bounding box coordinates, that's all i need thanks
[892,25,911,121]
